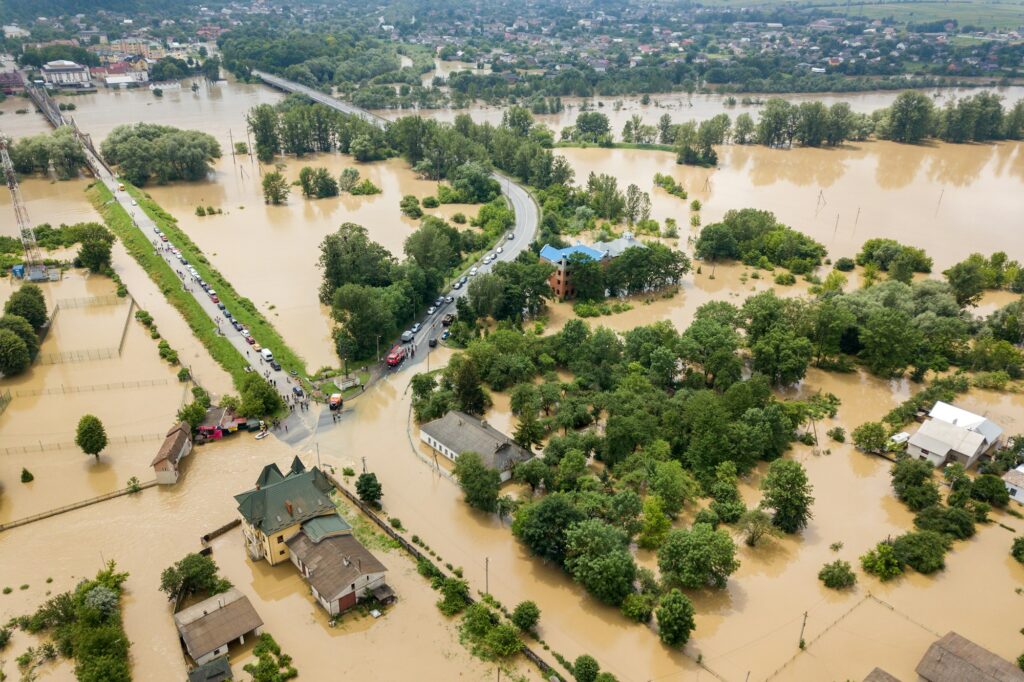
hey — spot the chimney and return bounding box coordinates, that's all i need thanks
[285,501,293,516]
[342,556,351,567]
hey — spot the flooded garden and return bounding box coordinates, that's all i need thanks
[1,76,1023,681]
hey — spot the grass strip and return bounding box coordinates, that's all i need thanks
[122,182,309,379]
[87,181,249,386]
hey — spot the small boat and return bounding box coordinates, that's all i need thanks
[255,431,270,440]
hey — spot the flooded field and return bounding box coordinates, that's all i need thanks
[0,273,187,522]
[0,437,532,682]
[379,84,1024,134]
[143,152,475,369]
[557,141,1024,271]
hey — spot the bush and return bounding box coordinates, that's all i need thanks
[1011,537,1024,564]
[834,257,855,271]
[342,467,356,477]
[860,542,903,581]
[436,577,470,616]
[511,600,540,632]
[891,530,950,574]
[818,560,856,589]
[913,505,975,540]
[773,272,796,286]
[21,467,34,483]
[620,592,654,623]
[970,474,1010,508]
[422,196,439,208]
[389,517,403,530]
[452,212,467,224]
[573,654,600,682]
[827,426,846,443]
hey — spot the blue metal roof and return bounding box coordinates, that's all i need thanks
[539,244,607,263]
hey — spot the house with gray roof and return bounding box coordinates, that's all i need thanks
[187,656,232,682]
[419,411,534,481]
[174,589,263,666]
[1003,464,1024,504]
[915,631,1024,682]
[287,530,389,616]
[907,402,1003,469]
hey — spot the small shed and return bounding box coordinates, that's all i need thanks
[188,656,233,682]
[174,589,263,666]
[151,421,192,485]
[916,631,1024,682]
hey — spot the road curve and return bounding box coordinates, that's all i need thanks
[252,70,540,369]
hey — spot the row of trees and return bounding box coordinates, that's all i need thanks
[100,123,222,186]
[695,208,827,274]
[247,99,390,163]
[8,128,87,180]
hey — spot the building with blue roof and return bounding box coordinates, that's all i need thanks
[539,234,646,299]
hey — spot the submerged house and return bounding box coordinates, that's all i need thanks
[419,410,534,482]
[234,458,391,615]
[915,631,1024,682]
[1003,464,1024,504]
[151,421,193,485]
[174,589,263,666]
[906,402,1002,469]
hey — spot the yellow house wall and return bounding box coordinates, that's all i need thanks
[262,522,302,566]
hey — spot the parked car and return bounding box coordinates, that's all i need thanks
[469,267,478,276]
[459,276,468,285]
[210,295,220,304]
[434,297,444,307]
[441,330,450,341]
[270,360,282,371]
[232,320,243,331]
[224,310,233,319]
[507,233,514,240]
[293,386,304,398]
[217,302,226,310]
[452,280,463,290]
[252,342,263,353]
[496,246,503,254]
[411,322,421,333]
[245,336,255,345]
[445,296,453,303]
[160,235,168,242]
[428,338,437,348]
[442,313,455,326]
[427,306,436,315]
[401,330,414,343]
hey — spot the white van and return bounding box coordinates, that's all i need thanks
[261,348,274,363]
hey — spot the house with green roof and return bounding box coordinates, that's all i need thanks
[234,458,394,616]
[234,456,336,566]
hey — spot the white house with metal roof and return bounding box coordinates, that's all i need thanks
[907,402,1003,469]
[1003,464,1024,504]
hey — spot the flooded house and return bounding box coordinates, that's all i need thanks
[187,657,232,682]
[906,402,1003,469]
[539,233,646,299]
[1002,464,1024,504]
[234,458,392,615]
[174,588,263,666]
[915,631,1024,682]
[151,421,193,485]
[419,410,534,482]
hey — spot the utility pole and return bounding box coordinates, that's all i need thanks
[799,611,808,648]
[935,187,945,216]
[485,557,489,594]
[362,456,367,474]
[316,442,321,470]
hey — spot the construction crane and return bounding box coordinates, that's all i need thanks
[0,135,46,281]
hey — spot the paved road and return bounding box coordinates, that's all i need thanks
[252,70,540,372]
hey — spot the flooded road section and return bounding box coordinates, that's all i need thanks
[0,437,528,682]
[558,141,1024,271]
[0,273,187,523]
[143,153,475,370]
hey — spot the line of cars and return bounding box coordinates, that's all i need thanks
[156,224,284,372]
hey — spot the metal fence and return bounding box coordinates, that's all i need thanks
[0,479,158,533]
[13,378,170,397]
[55,294,125,309]
[1,432,164,455]
[37,346,120,365]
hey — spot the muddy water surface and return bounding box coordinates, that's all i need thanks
[558,142,1024,270]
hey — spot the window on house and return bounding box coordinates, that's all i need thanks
[279,549,285,556]
[277,535,284,543]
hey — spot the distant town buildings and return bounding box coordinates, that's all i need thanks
[419,410,534,482]
[234,458,392,616]
[41,60,92,89]
[906,401,1003,469]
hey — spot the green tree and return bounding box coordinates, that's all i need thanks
[761,459,814,533]
[860,308,921,377]
[453,451,501,513]
[356,472,383,505]
[511,492,585,564]
[76,414,108,459]
[751,327,813,386]
[159,553,231,601]
[446,354,487,415]
[943,259,987,307]
[736,508,781,547]
[400,194,423,218]
[176,401,207,431]
[0,329,30,376]
[884,91,936,144]
[852,422,888,453]
[513,458,548,493]
[5,284,48,330]
[262,170,290,204]
[1012,537,1024,564]
[574,655,600,682]
[510,600,540,632]
[564,519,636,605]
[970,474,1010,508]
[658,523,739,589]
[637,494,671,550]
[485,623,523,658]
[891,530,949,574]
[891,459,940,511]
[860,541,903,581]
[238,373,284,417]
[655,589,696,647]
[0,314,40,360]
